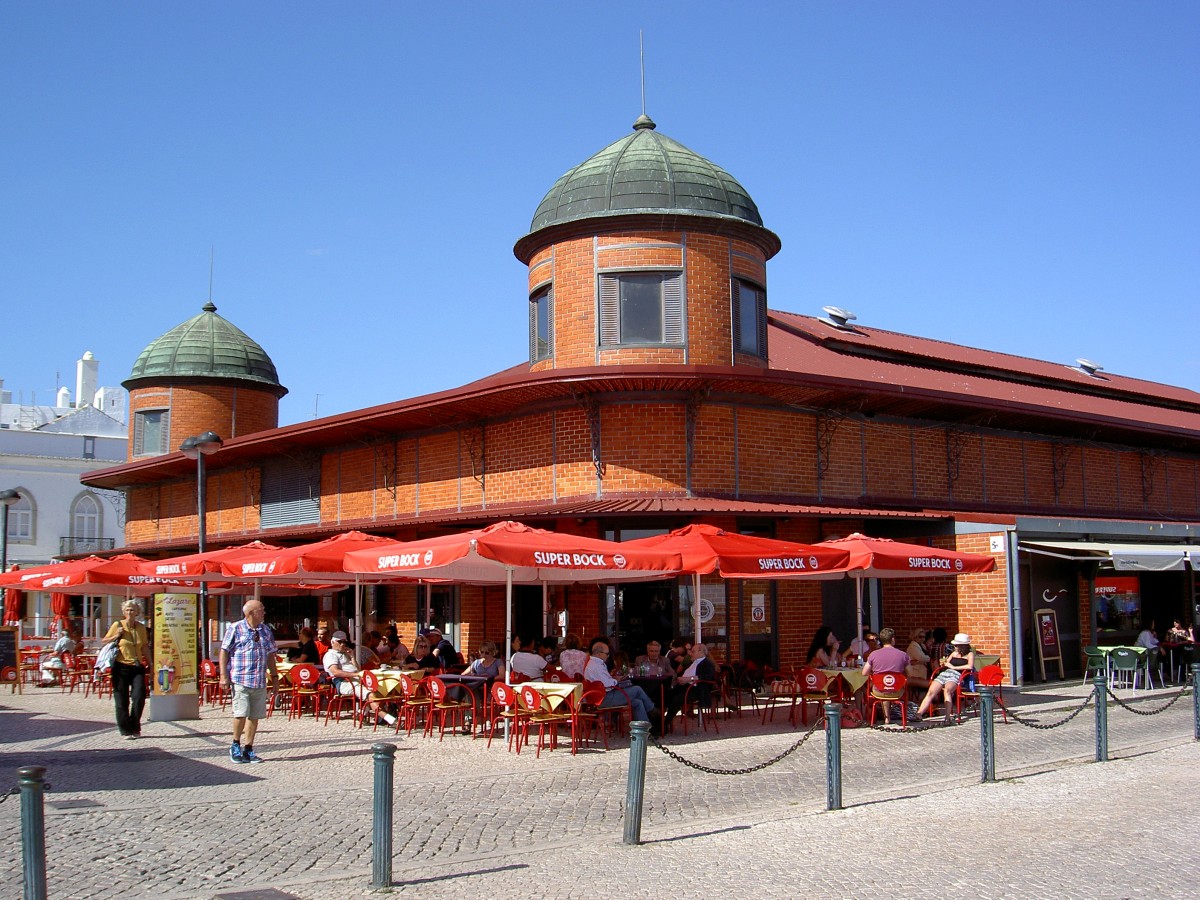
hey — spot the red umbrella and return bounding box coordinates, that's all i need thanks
[622,524,852,641]
[343,520,683,678]
[135,540,280,581]
[217,531,397,583]
[3,587,22,626]
[49,593,71,632]
[815,533,997,649]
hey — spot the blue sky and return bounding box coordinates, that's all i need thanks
[3,2,1197,427]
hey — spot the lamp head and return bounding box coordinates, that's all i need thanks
[180,432,223,459]
[0,489,20,508]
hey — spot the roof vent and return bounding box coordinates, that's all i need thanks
[818,306,857,331]
[1075,358,1104,377]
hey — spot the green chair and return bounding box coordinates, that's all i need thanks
[1109,646,1144,691]
[1082,646,1108,685]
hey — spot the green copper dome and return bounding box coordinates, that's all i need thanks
[123,302,287,396]
[528,116,767,232]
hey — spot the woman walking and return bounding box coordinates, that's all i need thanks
[103,599,151,739]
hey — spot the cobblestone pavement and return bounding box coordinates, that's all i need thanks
[1,681,1196,899]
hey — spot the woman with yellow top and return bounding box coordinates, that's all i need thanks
[103,598,152,739]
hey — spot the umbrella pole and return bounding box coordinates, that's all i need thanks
[354,575,363,652]
[855,578,864,660]
[504,567,513,742]
[693,572,702,644]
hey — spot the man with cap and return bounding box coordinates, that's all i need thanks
[426,627,459,669]
[323,631,396,726]
[220,599,278,763]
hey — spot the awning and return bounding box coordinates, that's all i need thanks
[1020,540,1200,572]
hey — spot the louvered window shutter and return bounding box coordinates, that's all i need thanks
[663,273,683,344]
[158,411,170,454]
[599,275,620,345]
[731,279,742,347]
[756,287,768,359]
[528,298,538,362]
[133,412,145,456]
[546,285,554,356]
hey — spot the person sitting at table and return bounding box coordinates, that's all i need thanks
[634,640,674,678]
[314,626,331,660]
[1136,620,1162,676]
[427,627,461,668]
[585,637,662,738]
[1166,620,1194,642]
[290,627,321,664]
[905,628,931,690]
[608,649,632,679]
[806,625,843,667]
[914,633,975,722]
[862,628,910,722]
[538,635,559,663]
[558,633,588,679]
[323,631,396,725]
[463,641,504,680]
[356,632,383,670]
[402,635,439,671]
[847,629,878,664]
[667,638,691,676]
[510,636,548,681]
[663,643,718,732]
[929,627,953,662]
[39,625,79,686]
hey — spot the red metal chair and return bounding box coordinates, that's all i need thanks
[760,670,800,726]
[356,669,395,731]
[956,664,1007,722]
[1,666,17,692]
[681,679,721,735]
[518,683,571,757]
[426,676,476,740]
[584,679,631,737]
[289,663,326,719]
[797,667,838,726]
[867,672,908,726]
[399,673,432,735]
[199,659,230,708]
[487,681,530,753]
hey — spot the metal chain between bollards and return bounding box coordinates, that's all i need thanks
[653,714,823,775]
[1004,690,1095,729]
[1104,679,1192,717]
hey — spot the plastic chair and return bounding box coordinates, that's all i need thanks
[1109,647,1143,691]
[867,672,908,726]
[1082,646,1108,685]
[1175,644,1198,684]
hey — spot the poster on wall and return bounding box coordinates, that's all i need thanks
[149,592,199,721]
[1092,575,1141,634]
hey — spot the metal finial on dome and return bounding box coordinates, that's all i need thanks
[633,114,656,131]
[202,301,217,313]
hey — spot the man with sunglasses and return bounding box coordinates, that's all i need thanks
[220,599,278,764]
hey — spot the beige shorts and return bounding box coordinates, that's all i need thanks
[231,684,268,720]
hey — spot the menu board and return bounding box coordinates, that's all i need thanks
[152,594,198,697]
[0,625,18,691]
[1034,608,1064,680]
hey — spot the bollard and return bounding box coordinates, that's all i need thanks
[371,743,396,890]
[18,766,47,900]
[1093,674,1108,762]
[1192,663,1200,742]
[979,685,996,782]
[623,720,651,845]
[825,702,842,811]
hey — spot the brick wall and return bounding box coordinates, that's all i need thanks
[127,383,278,461]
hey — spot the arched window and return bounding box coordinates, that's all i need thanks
[5,491,33,542]
[72,494,102,543]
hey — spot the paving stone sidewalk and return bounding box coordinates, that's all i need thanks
[1,680,1195,899]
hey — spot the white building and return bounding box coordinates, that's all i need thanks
[1,353,128,637]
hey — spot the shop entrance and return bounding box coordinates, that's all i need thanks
[612,582,675,656]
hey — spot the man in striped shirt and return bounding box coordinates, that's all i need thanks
[220,599,278,764]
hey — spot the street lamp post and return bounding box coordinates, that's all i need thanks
[180,431,223,716]
[0,489,20,572]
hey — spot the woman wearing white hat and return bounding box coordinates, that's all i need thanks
[914,633,975,722]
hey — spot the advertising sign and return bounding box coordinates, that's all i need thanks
[149,593,199,721]
[1034,608,1064,680]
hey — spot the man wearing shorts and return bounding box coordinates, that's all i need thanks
[219,599,278,764]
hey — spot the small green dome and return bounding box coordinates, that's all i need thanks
[528,116,768,233]
[124,302,287,396]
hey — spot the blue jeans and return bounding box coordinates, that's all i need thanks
[600,685,655,722]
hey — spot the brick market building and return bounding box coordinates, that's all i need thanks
[83,115,1200,683]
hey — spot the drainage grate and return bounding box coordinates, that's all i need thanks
[46,798,104,809]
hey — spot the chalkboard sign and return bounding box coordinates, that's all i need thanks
[1034,608,1064,680]
[0,625,18,692]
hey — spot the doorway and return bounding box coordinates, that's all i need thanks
[611,582,675,656]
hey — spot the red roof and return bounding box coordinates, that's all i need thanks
[83,312,1200,490]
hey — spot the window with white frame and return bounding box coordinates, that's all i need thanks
[528,284,554,363]
[598,271,684,346]
[72,494,101,542]
[6,492,33,542]
[133,408,170,457]
[733,279,768,359]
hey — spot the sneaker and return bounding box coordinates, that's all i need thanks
[125,733,138,741]
[242,748,264,764]
[229,741,244,763]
